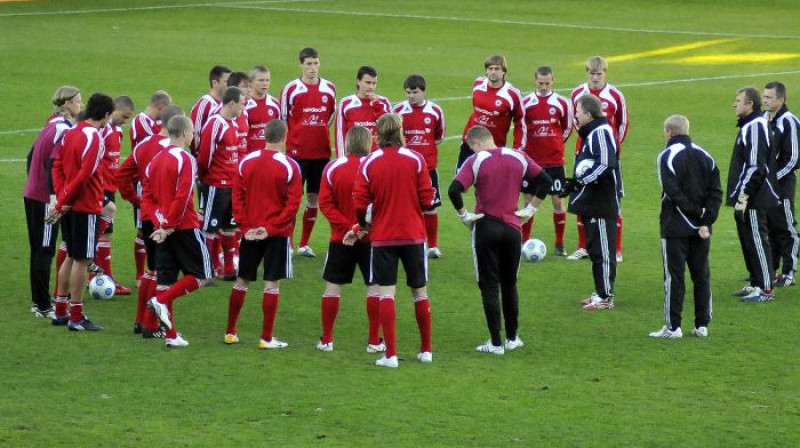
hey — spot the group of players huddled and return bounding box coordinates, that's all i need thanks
[24,47,644,367]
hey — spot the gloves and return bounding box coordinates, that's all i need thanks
[734,192,748,212]
[558,178,577,198]
[514,203,538,222]
[458,211,484,229]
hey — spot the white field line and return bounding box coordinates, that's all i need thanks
[216,5,800,40]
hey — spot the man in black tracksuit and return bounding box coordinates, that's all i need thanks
[763,81,800,287]
[649,115,722,339]
[567,94,620,311]
[727,87,780,302]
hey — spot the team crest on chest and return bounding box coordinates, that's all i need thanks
[322,96,328,103]
[549,107,557,115]
[424,117,431,124]
[495,100,502,107]
[602,101,609,109]
[268,110,274,116]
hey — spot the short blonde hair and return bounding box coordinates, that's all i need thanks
[585,56,608,72]
[664,115,690,136]
[346,126,371,156]
[52,86,80,108]
[376,114,404,148]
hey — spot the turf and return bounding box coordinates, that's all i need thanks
[1,0,800,446]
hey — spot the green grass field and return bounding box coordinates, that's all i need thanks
[2,0,800,446]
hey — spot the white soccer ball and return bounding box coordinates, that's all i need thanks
[88,274,116,300]
[575,158,595,177]
[521,239,547,262]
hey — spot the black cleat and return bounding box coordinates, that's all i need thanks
[133,322,144,334]
[67,315,103,331]
[87,263,105,275]
[52,315,69,326]
[142,328,166,339]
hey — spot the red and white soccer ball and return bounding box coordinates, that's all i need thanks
[88,274,116,300]
[521,239,547,262]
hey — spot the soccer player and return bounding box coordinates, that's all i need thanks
[96,96,135,295]
[448,125,551,354]
[129,90,172,281]
[197,86,245,280]
[649,115,722,339]
[763,82,800,287]
[335,65,392,157]
[280,48,337,258]
[315,126,382,352]
[47,92,115,330]
[24,86,81,319]
[456,54,526,171]
[352,114,435,368]
[568,56,628,262]
[117,105,185,337]
[145,115,214,348]
[393,74,446,258]
[728,87,780,302]
[520,66,573,255]
[224,120,302,349]
[246,65,281,153]
[191,65,232,156]
[563,94,621,311]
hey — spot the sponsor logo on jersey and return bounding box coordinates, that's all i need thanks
[302,106,327,113]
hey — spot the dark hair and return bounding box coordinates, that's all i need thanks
[227,71,250,88]
[84,93,115,121]
[113,95,135,111]
[484,55,507,73]
[299,47,319,63]
[738,87,762,113]
[357,65,378,80]
[264,120,287,144]
[535,66,553,77]
[576,94,604,119]
[208,65,232,88]
[765,81,787,101]
[403,74,426,91]
[222,86,243,106]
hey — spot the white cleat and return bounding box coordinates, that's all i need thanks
[648,326,683,339]
[691,327,709,338]
[504,336,524,351]
[416,351,433,363]
[316,341,334,352]
[427,247,442,259]
[224,333,239,345]
[567,248,589,260]
[476,340,505,355]
[375,355,399,368]
[258,338,289,349]
[366,341,386,353]
[166,334,189,348]
[147,297,172,330]
[616,253,623,263]
[297,246,316,257]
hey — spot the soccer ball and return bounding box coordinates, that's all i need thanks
[88,274,116,300]
[575,158,595,177]
[521,239,547,262]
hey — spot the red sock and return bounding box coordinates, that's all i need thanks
[220,231,237,276]
[299,206,318,248]
[261,289,280,340]
[554,211,566,246]
[616,214,623,254]
[69,301,83,323]
[95,240,112,276]
[165,299,177,339]
[414,297,432,353]
[97,217,110,239]
[157,275,200,305]
[226,285,247,335]
[379,296,397,358]
[135,273,155,324]
[320,294,340,344]
[366,294,381,345]
[134,234,146,280]
[144,280,161,331]
[210,234,223,274]
[54,243,67,296]
[424,213,439,248]
[521,218,533,242]
[577,217,586,250]
[54,294,69,318]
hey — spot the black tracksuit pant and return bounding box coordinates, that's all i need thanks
[582,215,617,299]
[24,198,59,310]
[767,198,799,277]
[661,235,711,330]
[735,208,774,290]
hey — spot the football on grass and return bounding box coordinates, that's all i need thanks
[521,239,547,262]
[88,274,116,300]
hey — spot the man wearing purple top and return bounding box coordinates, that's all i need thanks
[448,125,552,355]
[24,86,82,318]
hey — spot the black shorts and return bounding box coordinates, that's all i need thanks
[141,219,157,271]
[133,182,142,230]
[429,169,442,208]
[238,236,292,281]
[61,211,100,261]
[199,184,235,233]
[102,191,115,234]
[323,240,372,285]
[370,243,427,288]
[456,142,472,173]
[155,228,213,284]
[295,158,328,194]
[522,165,566,195]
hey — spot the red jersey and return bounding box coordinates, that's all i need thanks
[571,82,628,150]
[521,91,573,167]
[235,110,249,159]
[280,78,337,160]
[146,146,199,230]
[100,123,123,193]
[197,114,239,187]
[353,146,434,246]
[319,155,367,242]
[233,149,302,237]
[129,112,160,152]
[116,135,170,219]
[335,94,392,158]
[190,94,221,156]
[461,77,526,150]
[53,121,105,214]
[393,100,445,170]
[245,94,280,152]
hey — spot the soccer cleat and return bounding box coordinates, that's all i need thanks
[732,285,756,297]
[774,274,795,287]
[68,315,103,331]
[142,328,166,339]
[580,292,601,306]
[583,296,614,310]
[316,340,334,352]
[691,327,709,338]
[616,252,623,263]
[114,283,132,296]
[166,334,189,348]
[32,306,56,320]
[87,262,105,275]
[133,322,143,334]
[416,352,433,363]
[224,333,240,345]
[221,273,237,282]
[427,247,442,259]
[297,246,316,257]
[555,244,566,256]
[375,355,399,368]
[567,248,589,260]
[648,326,683,339]
[740,288,774,302]
[476,340,505,355]
[147,297,172,330]
[504,336,525,351]
[258,338,288,350]
[52,314,69,326]
[366,340,386,353]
